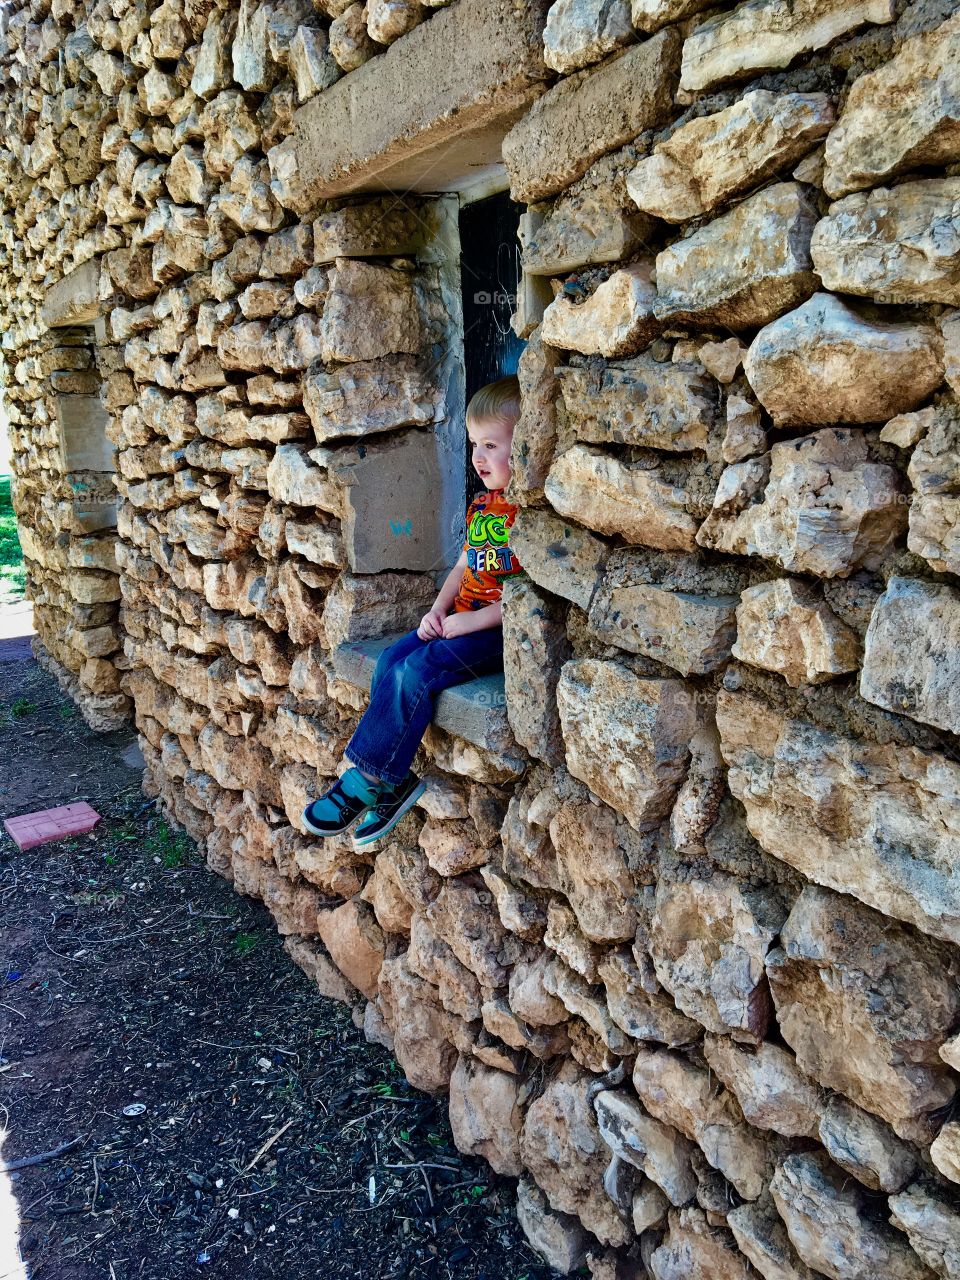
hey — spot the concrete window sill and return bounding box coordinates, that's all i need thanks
[332,634,516,755]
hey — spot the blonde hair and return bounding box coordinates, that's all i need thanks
[466,375,521,429]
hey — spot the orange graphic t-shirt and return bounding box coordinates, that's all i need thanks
[452,490,523,613]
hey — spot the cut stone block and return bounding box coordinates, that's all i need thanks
[58,396,114,474]
[42,259,101,328]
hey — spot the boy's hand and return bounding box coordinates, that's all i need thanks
[440,611,476,639]
[417,607,446,640]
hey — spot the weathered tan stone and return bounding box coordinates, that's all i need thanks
[510,506,609,611]
[932,1122,960,1186]
[681,0,895,94]
[315,899,385,1001]
[521,174,655,278]
[503,29,681,203]
[557,353,717,452]
[765,886,960,1141]
[303,354,438,444]
[545,445,698,551]
[944,312,960,397]
[889,1184,960,1280]
[629,91,834,223]
[509,949,569,1027]
[557,660,697,832]
[697,429,905,577]
[823,11,960,197]
[502,575,570,768]
[632,1047,773,1201]
[267,444,341,512]
[651,1207,758,1280]
[728,1197,821,1280]
[284,936,360,1005]
[541,264,658,359]
[818,1096,917,1193]
[594,1089,698,1207]
[703,1035,820,1139]
[906,403,960,575]
[328,4,379,72]
[771,1151,934,1280]
[744,293,944,427]
[654,183,819,330]
[521,1067,631,1246]
[597,950,700,1047]
[812,178,960,305]
[650,875,785,1043]
[718,689,960,947]
[320,258,424,364]
[517,1179,590,1277]
[377,955,460,1093]
[543,957,630,1054]
[542,0,632,74]
[860,576,960,736]
[548,796,639,943]
[733,577,861,686]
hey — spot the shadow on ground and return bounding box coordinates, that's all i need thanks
[0,641,554,1280]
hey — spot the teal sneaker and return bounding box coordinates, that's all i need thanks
[302,768,381,837]
[352,771,426,845]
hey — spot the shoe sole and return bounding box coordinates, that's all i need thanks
[301,805,373,838]
[352,781,426,846]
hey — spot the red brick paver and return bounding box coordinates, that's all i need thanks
[4,801,101,850]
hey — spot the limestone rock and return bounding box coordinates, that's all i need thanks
[860,576,960,736]
[593,1089,698,1207]
[717,689,960,948]
[812,179,960,305]
[703,1035,820,1139]
[289,25,341,103]
[321,258,424,364]
[520,1068,632,1246]
[650,1207,758,1280]
[557,353,718,452]
[822,11,960,197]
[732,578,861,687]
[744,292,944,427]
[590,568,738,677]
[649,875,785,1043]
[507,327,561,504]
[889,1183,960,1280]
[597,949,700,1048]
[681,0,895,94]
[654,182,819,330]
[765,886,960,1142]
[549,796,639,943]
[906,403,960,575]
[629,91,834,223]
[545,445,698,551]
[267,444,341,512]
[543,958,631,1054]
[508,950,569,1027]
[516,1179,590,1276]
[697,429,905,577]
[818,1096,917,1192]
[543,0,632,74]
[303,354,438,444]
[522,179,655,278]
[541,263,658,359]
[377,955,460,1093]
[630,0,712,32]
[313,199,427,263]
[329,3,379,72]
[316,899,385,1001]
[556,660,697,832]
[728,1197,823,1280]
[932,1123,960,1186]
[770,1151,934,1280]
[511,509,606,616]
[632,1047,773,1201]
[502,29,681,203]
[502,576,570,768]
[447,1055,523,1176]
[366,0,423,44]
[944,312,960,397]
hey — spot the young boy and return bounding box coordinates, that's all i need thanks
[302,375,523,846]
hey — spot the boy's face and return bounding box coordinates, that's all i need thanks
[467,414,514,491]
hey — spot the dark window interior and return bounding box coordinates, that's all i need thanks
[459,190,525,500]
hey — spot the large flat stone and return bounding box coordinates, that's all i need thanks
[57,396,115,473]
[332,633,515,754]
[860,575,960,736]
[42,259,101,328]
[285,0,551,207]
[653,182,819,330]
[717,688,960,947]
[823,10,960,197]
[503,29,681,203]
[812,178,960,305]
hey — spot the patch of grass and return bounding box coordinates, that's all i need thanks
[0,475,25,605]
[10,697,36,719]
[144,817,193,868]
[232,931,260,957]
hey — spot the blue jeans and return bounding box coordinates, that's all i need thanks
[344,627,504,786]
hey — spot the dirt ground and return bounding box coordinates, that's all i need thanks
[0,631,556,1280]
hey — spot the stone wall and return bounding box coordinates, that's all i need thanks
[2,0,960,1275]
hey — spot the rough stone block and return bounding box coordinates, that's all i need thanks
[541,263,658,359]
[503,29,681,203]
[732,577,861,686]
[501,575,570,767]
[42,259,101,328]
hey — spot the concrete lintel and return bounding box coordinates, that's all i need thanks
[333,634,515,753]
[42,259,101,330]
[289,0,551,209]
